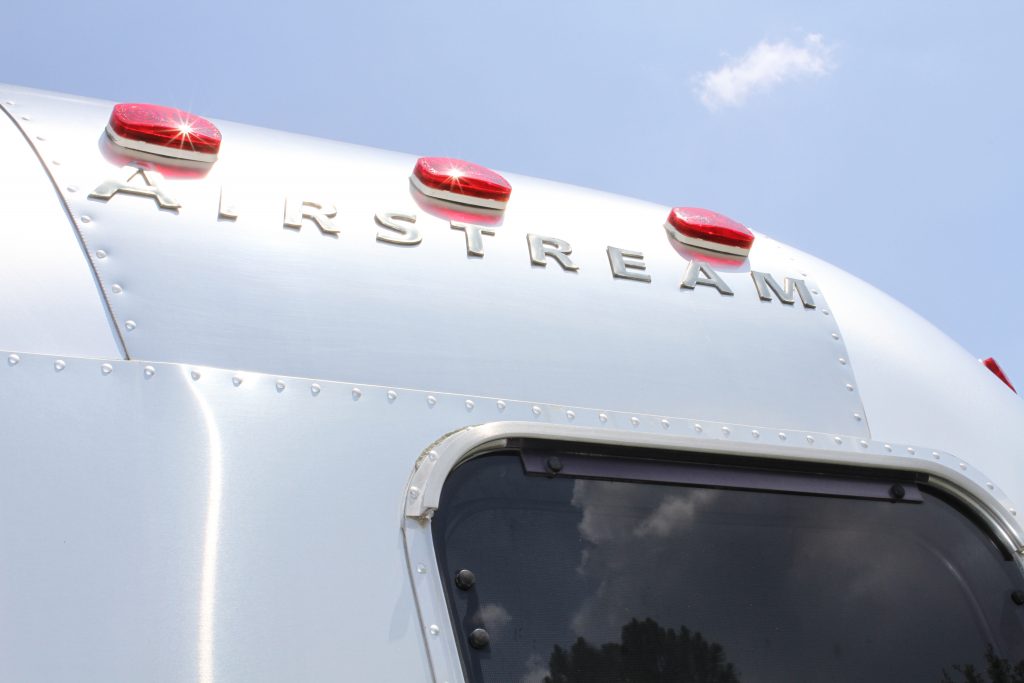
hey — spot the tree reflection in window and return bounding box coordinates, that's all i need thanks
[940,645,1024,683]
[544,617,741,683]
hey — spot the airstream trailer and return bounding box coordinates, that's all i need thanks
[0,84,1020,682]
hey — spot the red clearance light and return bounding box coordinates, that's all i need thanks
[411,157,511,210]
[982,357,1017,393]
[106,103,222,163]
[665,207,755,257]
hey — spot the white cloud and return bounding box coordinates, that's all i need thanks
[695,33,834,110]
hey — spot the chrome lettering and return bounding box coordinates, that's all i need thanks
[528,234,579,271]
[88,165,180,210]
[376,212,421,245]
[451,221,495,257]
[750,271,816,308]
[283,198,338,235]
[681,260,733,296]
[607,246,650,282]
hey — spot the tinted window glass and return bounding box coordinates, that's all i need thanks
[432,452,1024,683]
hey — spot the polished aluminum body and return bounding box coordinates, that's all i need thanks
[0,84,1020,681]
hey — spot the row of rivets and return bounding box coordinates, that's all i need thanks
[0,342,1012,518]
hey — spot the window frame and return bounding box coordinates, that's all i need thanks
[402,420,1024,683]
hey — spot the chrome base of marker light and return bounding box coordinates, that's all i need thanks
[105,124,218,164]
[664,221,751,257]
[409,173,507,211]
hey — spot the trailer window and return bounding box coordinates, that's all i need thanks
[432,449,1024,683]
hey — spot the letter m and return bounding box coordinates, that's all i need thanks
[750,271,816,308]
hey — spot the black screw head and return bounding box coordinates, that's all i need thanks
[455,569,476,591]
[468,628,490,650]
[890,483,906,500]
[1012,590,1024,606]
[546,456,563,474]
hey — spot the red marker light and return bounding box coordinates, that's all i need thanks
[665,207,755,257]
[411,157,511,210]
[106,103,222,163]
[982,357,1016,393]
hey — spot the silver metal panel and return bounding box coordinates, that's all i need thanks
[0,84,868,439]
[1,350,1018,683]
[0,100,121,359]
[0,353,441,681]
[801,248,1024,520]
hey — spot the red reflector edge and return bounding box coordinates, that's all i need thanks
[982,357,1016,393]
[411,157,511,210]
[665,207,755,257]
[106,103,221,163]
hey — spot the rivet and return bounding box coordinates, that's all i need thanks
[52,159,60,166]
[532,405,542,416]
[661,419,670,429]
[906,447,916,455]
[884,444,892,452]
[1011,508,1018,517]
[751,430,760,439]
[111,284,123,294]
[100,363,113,375]
[959,462,967,470]
[838,357,847,365]
[694,423,703,433]
[831,332,840,340]
[6,354,18,366]
[35,135,44,141]
[845,383,854,392]
[80,215,91,224]
[53,359,66,372]
[598,413,608,423]
[231,376,242,387]
[890,483,906,500]
[986,482,994,490]
[806,435,814,444]
[20,115,30,121]
[190,370,200,381]
[853,412,862,421]
[859,440,869,448]
[465,400,474,412]
[95,249,107,259]
[125,320,136,331]
[778,432,786,441]
[352,387,362,400]
[426,395,437,407]
[496,400,506,411]
[427,450,438,462]
[409,486,420,500]
[387,390,398,402]
[933,452,941,460]
[822,310,831,316]
[1013,591,1024,606]
[545,456,563,474]
[416,563,427,574]
[3,100,13,105]
[143,365,155,378]
[811,289,820,295]
[468,628,490,650]
[630,417,640,427]
[275,380,286,392]
[834,436,842,445]
[66,185,77,192]
[429,625,440,636]
[721,426,731,436]
[565,409,575,420]
[311,383,322,396]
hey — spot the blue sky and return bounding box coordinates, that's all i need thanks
[3,0,1022,385]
